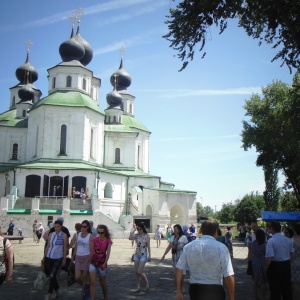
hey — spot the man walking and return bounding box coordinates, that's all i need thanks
[175,220,235,300]
[265,221,294,300]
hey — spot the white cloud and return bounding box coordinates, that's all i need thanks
[0,0,154,32]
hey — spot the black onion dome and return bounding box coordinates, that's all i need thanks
[74,26,93,66]
[59,30,85,62]
[15,53,38,84]
[106,89,123,108]
[18,84,35,102]
[110,58,132,90]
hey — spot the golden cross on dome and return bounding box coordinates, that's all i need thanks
[77,7,84,24]
[120,45,126,58]
[69,12,77,27]
[25,39,33,53]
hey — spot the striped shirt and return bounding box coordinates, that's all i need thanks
[46,231,65,259]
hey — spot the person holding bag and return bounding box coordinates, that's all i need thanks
[0,226,13,287]
[44,220,68,300]
[161,224,188,293]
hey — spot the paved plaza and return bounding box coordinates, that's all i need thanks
[0,237,256,300]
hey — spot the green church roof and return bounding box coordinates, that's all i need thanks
[31,91,104,115]
[0,109,27,127]
[105,115,151,133]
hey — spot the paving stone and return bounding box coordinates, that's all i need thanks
[0,238,256,300]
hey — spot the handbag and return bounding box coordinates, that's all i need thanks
[67,261,76,286]
[33,270,49,291]
[131,254,134,263]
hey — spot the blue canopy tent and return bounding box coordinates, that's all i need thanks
[261,211,300,222]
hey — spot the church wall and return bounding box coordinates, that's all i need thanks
[27,106,104,161]
[0,127,27,163]
[104,132,136,168]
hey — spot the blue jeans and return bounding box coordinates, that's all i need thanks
[44,257,63,294]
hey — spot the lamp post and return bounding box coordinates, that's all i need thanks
[13,168,16,186]
[4,173,9,196]
[126,193,131,215]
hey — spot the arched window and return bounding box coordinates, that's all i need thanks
[12,143,18,160]
[104,182,112,198]
[52,77,56,89]
[115,148,120,163]
[82,78,86,91]
[60,125,67,155]
[22,110,27,117]
[113,116,117,123]
[138,145,141,169]
[129,103,132,114]
[90,129,94,158]
[66,76,72,87]
[12,96,15,107]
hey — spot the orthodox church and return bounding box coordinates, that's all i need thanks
[0,19,196,236]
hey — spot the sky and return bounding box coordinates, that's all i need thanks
[0,0,296,212]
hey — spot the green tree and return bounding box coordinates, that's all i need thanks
[263,163,280,210]
[203,205,214,215]
[280,191,300,211]
[242,72,300,208]
[218,202,236,223]
[196,201,205,215]
[164,0,300,71]
[233,193,262,224]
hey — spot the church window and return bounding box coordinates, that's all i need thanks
[22,110,26,117]
[90,129,94,158]
[83,78,86,91]
[129,103,132,114]
[113,116,116,123]
[12,96,15,107]
[52,77,56,89]
[121,102,124,111]
[115,148,120,163]
[60,125,67,155]
[138,145,141,169]
[66,76,72,87]
[12,143,18,160]
[104,182,112,198]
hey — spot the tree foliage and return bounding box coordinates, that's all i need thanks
[263,163,280,211]
[242,72,300,208]
[164,0,300,71]
[218,202,235,223]
[233,193,264,224]
[280,191,300,211]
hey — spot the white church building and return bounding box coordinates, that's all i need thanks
[0,20,197,237]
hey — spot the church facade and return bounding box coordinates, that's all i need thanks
[0,21,196,237]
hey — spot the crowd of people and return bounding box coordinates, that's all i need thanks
[1,218,300,299]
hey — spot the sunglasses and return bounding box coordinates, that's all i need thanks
[98,231,105,235]
[81,225,88,228]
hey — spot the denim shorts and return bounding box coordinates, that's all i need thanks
[89,264,108,277]
[133,253,148,263]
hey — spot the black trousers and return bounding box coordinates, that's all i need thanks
[189,284,225,300]
[44,257,63,294]
[267,260,293,300]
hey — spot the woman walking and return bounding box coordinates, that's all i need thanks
[89,225,112,300]
[72,220,93,298]
[161,224,188,293]
[132,223,151,292]
[166,224,173,242]
[251,228,267,299]
[44,220,68,300]
[155,224,162,248]
[0,226,14,287]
